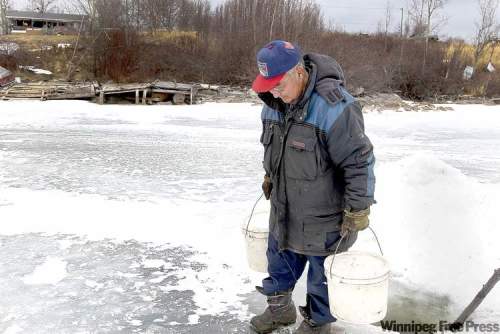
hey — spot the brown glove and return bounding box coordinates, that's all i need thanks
[341,207,370,237]
[262,175,272,200]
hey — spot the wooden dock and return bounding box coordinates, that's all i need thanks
[0,80,201,105]
[151,80,196,105]
[98,83,151,105]
[0,82,97,100]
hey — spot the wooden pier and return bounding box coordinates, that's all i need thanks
[0,80,201,105]
[0,81,97,100]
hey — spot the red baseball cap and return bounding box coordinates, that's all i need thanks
[252,73,286,93]
[252,40,301,93]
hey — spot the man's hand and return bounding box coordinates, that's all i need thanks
[341,207,370,237]
[262,175,272,200]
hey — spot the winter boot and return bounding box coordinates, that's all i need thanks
[293,320,331,334]
[293,305,332,334]
[250,286,297,334]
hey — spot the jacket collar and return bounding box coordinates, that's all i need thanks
[287,62,317,121]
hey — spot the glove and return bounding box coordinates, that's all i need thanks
[262,175,272,200]
[341,207,370,237]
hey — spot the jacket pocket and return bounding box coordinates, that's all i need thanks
[302,215,341,251]
[284,136,318,180]
[326,230,357,253]
[260,124,274,175]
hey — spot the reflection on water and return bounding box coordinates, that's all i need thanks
[387,279,454,324]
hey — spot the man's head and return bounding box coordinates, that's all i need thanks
[252,40,308,104]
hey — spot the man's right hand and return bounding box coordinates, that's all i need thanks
[341,207,370,237]
[262,175,272,200]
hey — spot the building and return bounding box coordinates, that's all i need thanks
[0,66,14,87]
[5,10,85,34]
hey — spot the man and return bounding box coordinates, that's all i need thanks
[250,40,376,334]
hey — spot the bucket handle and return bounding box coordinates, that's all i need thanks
[328,226,384,278]
[244,192,265,237]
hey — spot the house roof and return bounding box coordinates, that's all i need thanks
[6,10,85,23]
[0,66,13,80]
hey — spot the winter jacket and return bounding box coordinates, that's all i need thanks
[259,53,375,256]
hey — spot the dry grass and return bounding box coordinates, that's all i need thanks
[1,31,197,46]
[446,42,500,67]
[0,34,78,48]
[142,30,198,43]
[0,33,91,81]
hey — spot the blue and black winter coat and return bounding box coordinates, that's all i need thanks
[259,53,376,256]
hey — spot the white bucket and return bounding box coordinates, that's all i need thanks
[324,250,390,324]
[242,198,270,273]
[242,227,268,273]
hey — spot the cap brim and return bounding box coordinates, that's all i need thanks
[252,73,286,93]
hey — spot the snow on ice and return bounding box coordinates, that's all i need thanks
[21,257,68,285]
[0,100,499,333]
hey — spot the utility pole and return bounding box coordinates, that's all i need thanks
[125,0,129,45]
[400,7,404,37]
[0,0,7,35]
[398,7,405,82]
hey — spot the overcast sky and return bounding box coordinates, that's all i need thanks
[211,0,498,41]
[10,0,500,41]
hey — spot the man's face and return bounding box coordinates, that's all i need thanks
[269,67,303,104]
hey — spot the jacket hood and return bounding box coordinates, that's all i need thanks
[303,53,345,85]
[304,53,347,106]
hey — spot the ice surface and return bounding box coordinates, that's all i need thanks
[22,257,68,285]
[1,100,499,333]
[0,233,249,333]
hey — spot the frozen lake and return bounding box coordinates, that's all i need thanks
[0,101,499,333]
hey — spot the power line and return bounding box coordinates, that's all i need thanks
[322,5,403,11]
[330,21,387,26]
[323,5,406,37]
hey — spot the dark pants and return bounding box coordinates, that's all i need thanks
[262,234,337,326]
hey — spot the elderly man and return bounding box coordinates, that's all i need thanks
[250,40,376,334]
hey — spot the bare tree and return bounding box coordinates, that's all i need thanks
[376,2,391,36]
[384,1,392,51]
[0,0,10,35]
[408,0,447,37]
[70,0,97,19]
[425,0,448,35]
[423,0,447,70]
[473,0,499,67]
[408,0,426,37]
[30,0,57,13]
[385,1,392,35]
[408,0,448,71]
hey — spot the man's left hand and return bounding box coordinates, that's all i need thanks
[262,175,272,200]
[341,207,370,237]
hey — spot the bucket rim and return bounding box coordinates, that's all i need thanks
[242,227,269,237]
[325,250,390,281]
[332,272,390,284]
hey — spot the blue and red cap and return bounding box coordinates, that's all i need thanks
[252,40,302,93]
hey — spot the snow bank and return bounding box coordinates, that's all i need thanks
[353,153,500,316]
